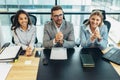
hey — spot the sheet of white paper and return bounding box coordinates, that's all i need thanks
[24,60,32,65]
[50,48,67,60]
[0,46,20,59]
[0,63,12,80]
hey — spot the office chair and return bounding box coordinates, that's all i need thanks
[11,14,38,44]
[82,9,112,47]
[83,9,111,33]
[77,10,111,47]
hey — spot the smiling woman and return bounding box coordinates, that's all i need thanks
[11,10,37,56]
[80,10,108,50]
[18,13,29,31]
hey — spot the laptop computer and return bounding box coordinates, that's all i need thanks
[102,47,120,65]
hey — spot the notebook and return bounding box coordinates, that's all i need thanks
[80,54,95,67]
[102,47,120,65]
[80,48,97,67]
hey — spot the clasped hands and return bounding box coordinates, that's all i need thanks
[91,30,102,42]
[25,46,33,56]
[55,32,64,44]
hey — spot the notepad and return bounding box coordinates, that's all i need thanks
[50,48,67,60]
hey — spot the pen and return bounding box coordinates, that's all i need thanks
[0,48,5,54]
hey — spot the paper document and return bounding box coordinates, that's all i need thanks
[0,46,21,60]
[0,63,12,80]
[50,48,67,60]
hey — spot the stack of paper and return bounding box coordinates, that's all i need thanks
[50,48,67,60]
[0,46,21,62]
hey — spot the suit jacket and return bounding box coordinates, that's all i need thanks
[43,20,75,48]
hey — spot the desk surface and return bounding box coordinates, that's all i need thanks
[6,49,40,80]
[5,47,120,80]
[37,48,120,80]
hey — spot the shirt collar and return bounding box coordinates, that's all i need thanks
[54,21,63,32]
[85,25,99,34]
[19,25,31,31]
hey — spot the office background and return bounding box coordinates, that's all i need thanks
[0,0,120,47]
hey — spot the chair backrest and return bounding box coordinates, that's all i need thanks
[11,14,38,44]
[29,14,37,25]
[83,9,111,33]
[104,20,111,33]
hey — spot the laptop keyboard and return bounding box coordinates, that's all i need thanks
[105,48,119,58]
[109,49,120,61]
[104,47,120,64]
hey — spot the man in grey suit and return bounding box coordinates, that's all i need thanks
[43,5,75,48]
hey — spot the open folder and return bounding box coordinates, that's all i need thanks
[0,46,21,62]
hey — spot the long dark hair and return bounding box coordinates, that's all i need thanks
[11,10,32,30]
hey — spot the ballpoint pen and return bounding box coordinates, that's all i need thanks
[0,47,5,54]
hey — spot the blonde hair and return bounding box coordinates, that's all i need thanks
[85,10,103,27]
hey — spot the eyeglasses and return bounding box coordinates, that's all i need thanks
[53,14,63,18]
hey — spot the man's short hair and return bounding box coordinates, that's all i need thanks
[51,5,63,14]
